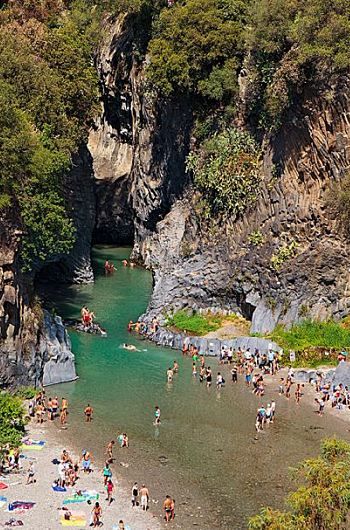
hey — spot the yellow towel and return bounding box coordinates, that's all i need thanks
[60,515,86,527]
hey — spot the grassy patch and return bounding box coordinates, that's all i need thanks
[165,310,248,336]
[270,319,350,352]
[269,319,350,367]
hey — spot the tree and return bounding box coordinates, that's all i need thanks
[248,438,350,530]
[0,393,26,458]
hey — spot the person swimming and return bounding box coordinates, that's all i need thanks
[122,344,140,352]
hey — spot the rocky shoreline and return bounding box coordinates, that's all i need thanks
[138,324,283,357]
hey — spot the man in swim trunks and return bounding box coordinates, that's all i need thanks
[82,450,92,473]
[167,367,174,382]
[106,440,115,463]
[84,404,93,422]
[52,396,59,418]
[173,360,179,373]
[139,484,149,511]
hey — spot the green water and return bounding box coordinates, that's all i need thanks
[42,246,350,529]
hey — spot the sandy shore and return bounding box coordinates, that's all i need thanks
[0,420,162,530]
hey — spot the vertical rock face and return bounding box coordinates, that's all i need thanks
[41,311,77,387]
[88,15,192,248]
[0,216,77,387]
[138,79,350,332]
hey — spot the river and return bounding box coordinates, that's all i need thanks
[40,246,349,529]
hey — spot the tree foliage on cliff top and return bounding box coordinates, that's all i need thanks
[147,0,248,101]
[248,437,350,530]
[146,0,350,129]
[0,0,98,270]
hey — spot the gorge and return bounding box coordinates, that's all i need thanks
[0,1,350,387]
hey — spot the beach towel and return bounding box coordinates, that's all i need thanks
[20,439,46,451]
[0,482,8,489]
[60,511,86,527]
[8,501,35,511]
[63,490,99,504]
[52,485,67,492]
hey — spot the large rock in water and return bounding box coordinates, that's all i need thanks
[41,311,77,387]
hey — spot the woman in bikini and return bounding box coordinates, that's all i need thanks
[92,502,102,528]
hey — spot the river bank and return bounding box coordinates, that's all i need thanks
[0,419,162,530]
[36,246,350,530]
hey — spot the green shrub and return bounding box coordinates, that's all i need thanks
[187,128,262,219]
[248,438,350,530]
[0,393,26,456]
[271,239,297,270]
[15,387,37,400]
[248,229,265,246]
[0,2,99,271]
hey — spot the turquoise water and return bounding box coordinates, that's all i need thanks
[42,246,350,529]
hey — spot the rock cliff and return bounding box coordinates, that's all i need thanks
[88,15,192,249]
[0,216,77,387]
[137,78,350,332]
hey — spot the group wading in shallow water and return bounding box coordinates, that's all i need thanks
[27,254,350,528]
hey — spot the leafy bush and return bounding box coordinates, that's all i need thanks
[248,438,350,530]
[248,229,265,246]
[246,0,350,130]
[15,387,37,400]
[271,239,297,270]
[0,393,26,456]
[187,128,262,219]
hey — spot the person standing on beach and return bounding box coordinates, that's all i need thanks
[139,484,149,511]
[131,482,138,507]
[35,403,44,424]
[231,364,238,383]
[206,366,212,388]
[52,396,59,419]
[106,440,115,463]
[26,461,35,484]
[84,404,94,422]
[163,495,173,522]
[103,462,112,485]
[60,408,67,427]
[106,478,114,505]
[295,383,303,404]
[82,450,92,473]
[92,501,102,528]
